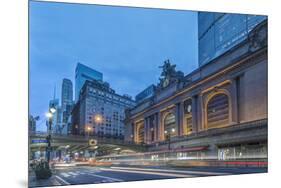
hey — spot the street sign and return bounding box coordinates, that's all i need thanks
[31,139,48,143]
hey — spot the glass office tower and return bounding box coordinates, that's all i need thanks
[75,63,103,101]
[198,12,267,66]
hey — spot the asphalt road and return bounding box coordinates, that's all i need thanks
[29,165,267,187]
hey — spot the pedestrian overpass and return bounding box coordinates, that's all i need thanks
[29,132,146,156]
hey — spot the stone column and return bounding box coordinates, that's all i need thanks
[144,118,148,143]
[178,102,184,136]
[146,117,151,144]
[133,122,137,143]
[230,78,239,124]
[192,95,198,133]
[158,112,164,141]
[197,94,204,131]
[131,122,134,142]
[155,112,160,141]
[154,113,158,142]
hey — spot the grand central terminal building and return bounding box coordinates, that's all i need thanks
[124,20,268,163]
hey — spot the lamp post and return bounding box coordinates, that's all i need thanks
[130,134,134,143]
[94,114,102,124]
[93,114,102,136]
[46,105,56,163]
[86,126,92,139]
[165,128,175,151]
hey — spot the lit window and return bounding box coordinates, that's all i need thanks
[207,94,229,128]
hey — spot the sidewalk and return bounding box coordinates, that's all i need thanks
[28,170,62,187]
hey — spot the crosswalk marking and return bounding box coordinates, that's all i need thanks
[60,172,70,177]
[69,172,78,176]
[87,173,123,182]
[59,169,122,183]
[55,175,71,185]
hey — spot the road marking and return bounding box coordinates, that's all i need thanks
[69,172,78,176]
[99,168,194,178]
[87,173,123,182]
[60,172,70,177]
[110,167,230,176]
[55,175,71,185]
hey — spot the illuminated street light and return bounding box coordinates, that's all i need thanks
[86,125,92,138]
[50,107,56,114]
[45,112,53,118]
[164,129,176,151]
[46,103,56,164]
[87,126,92,131]
[94,114,102,123]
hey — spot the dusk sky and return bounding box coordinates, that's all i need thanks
[29,1,198,131]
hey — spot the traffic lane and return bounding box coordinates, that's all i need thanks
[110,164,267,175]
[103,166,231,176]
[53,165,267,186]
[54,166,193,185]
[96,167,195,181]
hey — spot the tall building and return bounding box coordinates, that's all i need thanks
[135,85,156,104]
[75,63,103,101]
[198,12,267,66]
[61,78,74,134]
[29,115,39,133]
[71,80,136,138]
[61,78,73,109]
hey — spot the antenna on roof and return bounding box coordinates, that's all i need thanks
[53,84,56,100]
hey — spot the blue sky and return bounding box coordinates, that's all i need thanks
[29,1,198,131]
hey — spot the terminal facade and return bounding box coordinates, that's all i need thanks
[125,19,268,161]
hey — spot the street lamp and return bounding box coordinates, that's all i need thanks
[165,128,176,151]
[94,114,102,123]
[93,114,102,137]
[45,112,53,118]
[86,126,92,138]
[50,107,56,114]
[45,104,56,163]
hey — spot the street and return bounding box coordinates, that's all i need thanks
[29,165,267,187]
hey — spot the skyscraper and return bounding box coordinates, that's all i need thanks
[61,78,73,109]
[61,78,73,134]
[198,12,267,66]
[75,63,103,101]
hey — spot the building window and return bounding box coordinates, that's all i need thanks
[136,122,144,143]
[164,113,176,137]
[186,117,192,135]
[184,99,192,135]
[207,93,229,129]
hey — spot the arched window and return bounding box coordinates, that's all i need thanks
[184,99,193,135]
[136,122,144,143]
[164,113,176,137]
[207,93,229,129]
